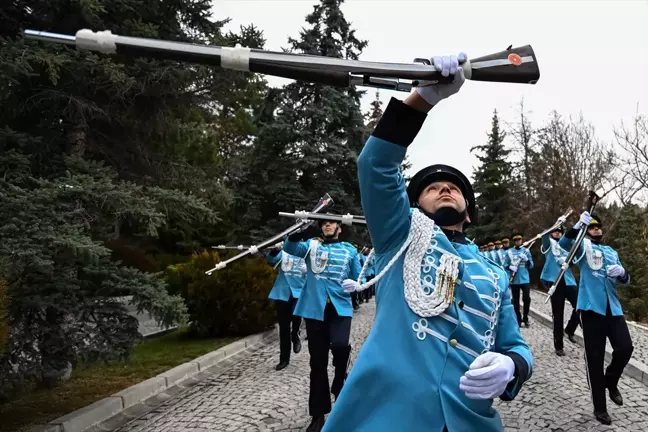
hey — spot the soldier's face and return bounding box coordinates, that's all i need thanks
[551,230,562,239]
[588,226,603,237]
[418,181,469,221]
[502,241,510,248]
[496,244,503,249]
[321,221,340,237]
[514,239,523,247]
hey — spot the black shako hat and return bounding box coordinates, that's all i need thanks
[407,164,477,226]
[588,214,603,228]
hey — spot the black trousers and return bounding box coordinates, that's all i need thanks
[581,307,634,413]
[544,279,580,350]
[275,297,301,363]
[511,283,531,324]
[305,303,352,417]
[351,291,359,307]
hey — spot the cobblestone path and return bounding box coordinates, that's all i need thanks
[112,300,648,432]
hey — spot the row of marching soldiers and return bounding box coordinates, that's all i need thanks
[475,217,634,426]
[246,53,634,431]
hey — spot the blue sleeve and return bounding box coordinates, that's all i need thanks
[559,229,583,263]
[494,277,533,401]
[526,249,534,269]
[541,234,550,252]
[283,238,310,258]
[357,98,427,254]
[349,251,362,281]
[266,250,282,266]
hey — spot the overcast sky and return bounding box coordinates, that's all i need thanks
[210,0,648,180]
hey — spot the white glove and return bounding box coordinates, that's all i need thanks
[342,279,360,293]
[459,352,515,400]
[574,211,592,230]
[607,264,626,278]
[415,53,467,106]
[557,257,566,266]
[519,253,528,262]
[509,265,518,273]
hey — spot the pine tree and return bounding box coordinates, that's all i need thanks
[608,204,648,321]
[232,0,369,244]
[0,0,266,394]
[469,110,514,241]
[364,91,411,180]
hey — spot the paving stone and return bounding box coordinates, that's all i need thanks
[88,300,648,432]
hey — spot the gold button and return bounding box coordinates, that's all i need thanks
[450,339,458,347]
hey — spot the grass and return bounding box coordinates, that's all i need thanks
[0,328,236,432]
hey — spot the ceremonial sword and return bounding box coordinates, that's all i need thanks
[23,29,541,90]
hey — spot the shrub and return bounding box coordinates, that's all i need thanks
[165,251,277,337]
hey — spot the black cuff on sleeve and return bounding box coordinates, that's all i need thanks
[506,352,529,382]
[372,97,427,148]
[619,271,630,284]
[268,249,281,257]
[565,227,580,239]
[287,232,303,242]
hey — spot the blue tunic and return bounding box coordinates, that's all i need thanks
[507,247,534,285]
[539,234,576,286]
[560,231,630,316]
[323,99,533,432]
[283,238,361,321]
[266,251,307,301]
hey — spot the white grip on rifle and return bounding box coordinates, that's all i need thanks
[294,210,309,220]
[341,213,353,226]
[76,29,117,53]
[248,246,259,255]
[221,44,251,71]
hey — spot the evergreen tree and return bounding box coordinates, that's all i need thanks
[608,204,648,321]
[469,110,514,241]
[363,91,411,180]
[0,0,266,394]
[232,0,369,245]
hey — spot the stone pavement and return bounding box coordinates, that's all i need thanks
[529,289,648,367]
[107,300,648,432]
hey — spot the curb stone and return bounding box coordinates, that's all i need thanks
[32,326,278,432]
[528,306,648,387]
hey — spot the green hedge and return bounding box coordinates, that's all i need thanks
[164,251,277,337]
[0,279,9,359]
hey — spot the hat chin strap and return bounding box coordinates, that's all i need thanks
[420,206,467,229]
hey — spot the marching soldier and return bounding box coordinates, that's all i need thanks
[494,240,506,267]
[560,212,634,425]
[540,225,579,356]
[508,233,534,327]
[487,241,496,261]
[283,216,361,432]
[324,53,533,432]
[266,247,306,370]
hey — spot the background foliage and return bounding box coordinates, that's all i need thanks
[0,0,646,402]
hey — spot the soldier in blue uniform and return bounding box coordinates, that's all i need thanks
[560,212,634,425]
[323,53,533,432]
[494,240,507,267]
[540,225,579,356]
[507,233,534,327]
[486,241,496,262]
[283,216,362,432]
[266,247,306,370]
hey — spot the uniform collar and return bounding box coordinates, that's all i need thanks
[322,238,341,244]
[441,228,467,244]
